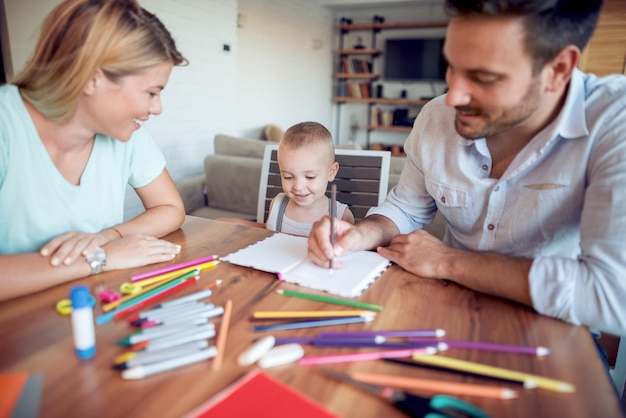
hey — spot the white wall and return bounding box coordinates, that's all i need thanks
[1,0,336,219]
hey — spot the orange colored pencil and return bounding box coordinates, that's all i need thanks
[351,372,518,400]
[212,299,232,370]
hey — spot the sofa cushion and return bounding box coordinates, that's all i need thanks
[204,154,262,217]
[214,134,267,159]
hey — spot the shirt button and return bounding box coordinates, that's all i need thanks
[487,224,495,231]
[482,164,489,171]
[441,196,446,203]
[494,186,500,192]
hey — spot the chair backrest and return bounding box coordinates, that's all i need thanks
[257,144,391,223]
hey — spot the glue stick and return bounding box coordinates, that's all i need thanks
[70,285,96,359]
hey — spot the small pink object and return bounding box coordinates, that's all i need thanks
[98,289,121,303]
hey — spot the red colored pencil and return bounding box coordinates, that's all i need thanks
[113,276,200,321]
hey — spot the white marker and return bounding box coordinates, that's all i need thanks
[237,336,276,366]
[143,327,216,351]
[122,346,218,379]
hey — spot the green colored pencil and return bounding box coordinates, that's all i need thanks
[276,289,383,312]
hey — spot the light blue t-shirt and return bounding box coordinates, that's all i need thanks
[0,84,166,254]
[368,69,626,335]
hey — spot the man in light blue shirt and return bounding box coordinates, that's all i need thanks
[308,0,626,336]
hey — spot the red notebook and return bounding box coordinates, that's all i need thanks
[184,369,338,418]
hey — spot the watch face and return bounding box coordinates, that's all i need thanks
[86,247,106,274]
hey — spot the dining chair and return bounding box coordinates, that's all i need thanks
[257,144,391,223]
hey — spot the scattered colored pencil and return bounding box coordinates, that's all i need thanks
[299,347,437,366]
[252,315,374,332]
[252,310,375,319]
[212,299,232,371]
[102,269,201,312]
[131,255,219,282]
[128,260,219,288]
[318,329,446,338]
[411,354,575,393]
[409,338,550,356]
[276,289,383,312]
[113,276,200,321]
[351,372,518,399]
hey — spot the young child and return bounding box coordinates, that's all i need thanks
[218,122,354,236]
[266,122,354,236]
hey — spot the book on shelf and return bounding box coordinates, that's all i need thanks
[222,233,390,298]
[183,369,339,418]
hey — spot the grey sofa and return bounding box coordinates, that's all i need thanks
[176,134,444,238]
[176,134,406,221]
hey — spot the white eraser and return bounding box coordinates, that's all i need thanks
[237,336,276,366]
[258,343,304,368]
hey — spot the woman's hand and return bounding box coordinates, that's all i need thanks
[103,234,181,270]
[40,231,110,267]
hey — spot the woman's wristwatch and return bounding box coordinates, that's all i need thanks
[84,247,107,275]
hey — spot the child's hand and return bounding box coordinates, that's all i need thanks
[308,215,361,268]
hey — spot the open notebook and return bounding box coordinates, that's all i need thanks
[221,233,390,298]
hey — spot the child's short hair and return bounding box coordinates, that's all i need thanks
[280,122,335,163]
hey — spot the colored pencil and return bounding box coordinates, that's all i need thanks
[122,347,218,380]
[131,255,219,282]
[318,329,446,338]
[96,274,197,325]
[253,316,374,332]
[252,310,375,319]
[411,354,575,393]
[212,299,232,370]
[103,269,201,312]
[273,336,386,345]
[276,289,383,312]
[128,260,219,288]
[112,276,200,321]
[383,358,525,385]
[312,340,438,350]
[408,338,550,356]
[298,347,437,366]
[351,372,518,400]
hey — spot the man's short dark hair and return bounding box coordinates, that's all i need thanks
[445,0,603,73]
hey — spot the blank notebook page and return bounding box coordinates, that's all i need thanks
[222,233,390,298]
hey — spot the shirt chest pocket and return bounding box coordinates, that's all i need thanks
[425,179,469,208]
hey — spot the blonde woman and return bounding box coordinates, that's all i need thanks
[0,0,187,300]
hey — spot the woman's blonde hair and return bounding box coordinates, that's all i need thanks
[11,0,187,120]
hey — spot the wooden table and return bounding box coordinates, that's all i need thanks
[0,216,622,418]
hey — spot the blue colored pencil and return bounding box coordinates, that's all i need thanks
[252,316,373,332]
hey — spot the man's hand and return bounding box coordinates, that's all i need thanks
[376,229,456,279]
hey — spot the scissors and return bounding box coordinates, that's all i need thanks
[321,368,490,418]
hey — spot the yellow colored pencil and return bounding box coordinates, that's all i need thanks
[101,261,218,312]
[351,372,518,399]
[411,354,576,393]
[130,260,219,288]
[252,310,374,319]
